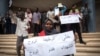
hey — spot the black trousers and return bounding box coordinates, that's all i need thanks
[71,23,84,42]
[32,23,41,36]
[5,23,11,34]
[0,24,3,34]
[60,24,67,33]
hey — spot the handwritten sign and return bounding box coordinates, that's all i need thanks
[59,15,80,24]
[24,31,76,56]
[54,8,60,16]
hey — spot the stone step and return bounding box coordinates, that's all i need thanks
[0,34,33,37]
[82,32,100,35]
[0,34,16,36]
[0,48,100,56]
[82,35,100,38]
[0,38,100,42]
[75,52,100,56]
[0,33,100,38]
[0,41,100,47]
[0,45,16,49]
[0,47,100,54]
[0,33,33,36]
[0,54,17,56]
[0,42,15,45]
[81,37,100,40]
[0,39,100,46]
[0,46,100,53]
[0,51,100,56]
[76,42,100,47]
[0,49,23,55]
[76,37,100,42]
[0,35,100,39]
[76,47,100,53]
[0,37,16,39]
[0,39,16,42]
[0,35,33,39]
[0,33,100,56]
[0,44,99,51]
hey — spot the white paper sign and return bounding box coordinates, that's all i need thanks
[59,15,80,24]
[24,31,76,56]
[54,8,60,16]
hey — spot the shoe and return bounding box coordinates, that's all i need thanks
[80,41,86,45]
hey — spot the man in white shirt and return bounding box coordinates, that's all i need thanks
[16,12,30,56]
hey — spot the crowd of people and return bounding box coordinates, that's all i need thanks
[0,3,90,56]
[0,3,90,34]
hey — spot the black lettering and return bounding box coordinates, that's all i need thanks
[49,47,55,52]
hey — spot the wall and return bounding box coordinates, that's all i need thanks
[12,0,81,11]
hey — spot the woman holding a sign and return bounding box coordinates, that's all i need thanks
[69,4,86,44]
[39,19,73,56]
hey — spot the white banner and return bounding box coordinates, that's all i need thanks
[24,31,76,56]
[54,8,60,16]
[59,15,80,24]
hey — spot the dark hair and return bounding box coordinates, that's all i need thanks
[72,4,77,7]
[44,19,53,25]
[84,3,88,8]
[35,8,39,12]
[49,6,53,11]
[18,12,25,21]
[72,9,75,13]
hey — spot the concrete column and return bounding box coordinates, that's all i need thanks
[0,0,9,17]
[82,0,87,5]
[87,0,96,32]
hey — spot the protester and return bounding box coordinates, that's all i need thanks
[54,3,68,33]
[10,11,17,34]
[0,16,3,34]
[54,3,67,15]
[5,12,12,34]
[47,6,58,29]
[25,8,32,22]
[25,8,33,33]
[16,12,30,56]
[64,9,72,32]
[41,10,47,24]
[81,3,90,32]
[38,19,58,36]
[69,4,86,45]
[38,19,73,56]
[32,8,41,36]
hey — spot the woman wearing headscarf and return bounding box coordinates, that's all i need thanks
[38,19,58,36]
[39,19,72,56]
[69,4,86,45]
